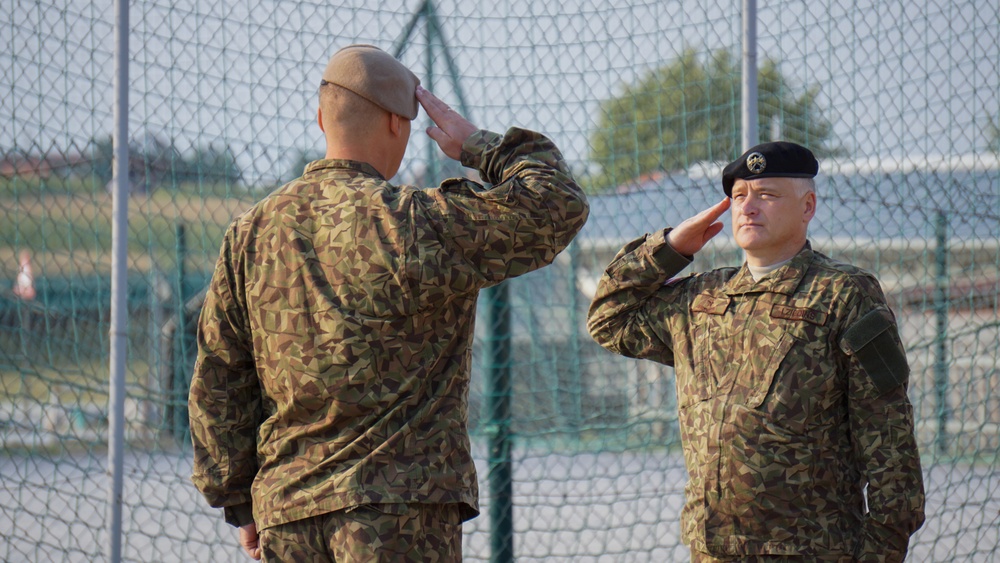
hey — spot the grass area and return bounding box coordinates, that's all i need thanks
[0,318,157,403]
[0,179,258,280]
[0,177,251,423]
[0,356,117,405]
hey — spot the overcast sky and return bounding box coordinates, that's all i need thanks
[4,0,998,185]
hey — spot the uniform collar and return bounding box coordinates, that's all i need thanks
[304,159,386,181]
[724,242,814,296]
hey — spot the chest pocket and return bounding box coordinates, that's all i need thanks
[743,332,798,408]
[744,301,832,426]
[679,293,731,408]
[726,300,824,410]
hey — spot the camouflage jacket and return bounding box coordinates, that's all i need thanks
[588,232,925,562]
[189,128,589,531]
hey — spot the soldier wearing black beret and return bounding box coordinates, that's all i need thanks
[589,140,925,561]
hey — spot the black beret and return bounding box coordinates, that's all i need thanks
[721,141,818,197]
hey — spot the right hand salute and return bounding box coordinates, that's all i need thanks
[666,198,731,257]
[416,85,478,161]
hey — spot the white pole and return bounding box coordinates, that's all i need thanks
[108,0,129,559]
[742,0,759,151]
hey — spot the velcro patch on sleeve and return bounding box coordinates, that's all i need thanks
[840,308,910,395]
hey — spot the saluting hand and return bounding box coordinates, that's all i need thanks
[416,85,477,161]
[666,198,731,257]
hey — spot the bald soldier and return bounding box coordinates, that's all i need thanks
[189,44,589,562]
[588,142,924,562]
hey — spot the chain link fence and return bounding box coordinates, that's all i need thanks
[2,0,998,561]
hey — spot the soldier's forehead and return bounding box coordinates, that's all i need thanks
[731,177,801,191]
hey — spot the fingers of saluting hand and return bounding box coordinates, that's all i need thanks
[416,86,475,133]
[415,86,477,160]
[668,197,731,256]
[696,197,732,225]
[682,198,731,233]
[415,86,455,124]
[417,86,476,131]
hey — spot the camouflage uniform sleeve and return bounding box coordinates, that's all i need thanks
[586,228,692,365]
[839,274,926,562]
[188,225,262,528]
[415,127,589,285]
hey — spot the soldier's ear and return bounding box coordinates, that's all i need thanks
[317,107,325,133]
[388,112,402,137]
[803,190,816,222]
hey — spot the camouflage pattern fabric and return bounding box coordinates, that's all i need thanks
[587,232,924,562]
[259,503,462,562]
[691,550,854,563]
[189,127,589,531]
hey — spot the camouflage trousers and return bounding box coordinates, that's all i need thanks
[691,550,853,562]
[259,503,463,563]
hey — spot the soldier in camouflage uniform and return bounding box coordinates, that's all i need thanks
[189,44,589,562]
[588,142,924,562]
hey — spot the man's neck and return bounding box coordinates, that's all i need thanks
[744,241,808,281]
[325,143,392,179]
[744,239,807,269]
[747,258,794,282]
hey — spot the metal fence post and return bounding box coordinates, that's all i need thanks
[741,0,759,151]
[172,222,190,440]
[107,0,130,559]
[934,210,950,455]
[483,284,514,563]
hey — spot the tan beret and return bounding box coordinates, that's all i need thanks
[321,44,420,120]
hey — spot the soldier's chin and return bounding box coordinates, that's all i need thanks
[734,233,766,251]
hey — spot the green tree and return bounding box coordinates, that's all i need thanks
[989,115,1000,153]
[589,48,839,192]
[86,136,243,193]
[89,135,114,187]
[282,148,324,184]
[175,143,243,187]
[86,133,172,193]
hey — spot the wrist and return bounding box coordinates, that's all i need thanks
[663,228,694,261]
[224,503,255,528]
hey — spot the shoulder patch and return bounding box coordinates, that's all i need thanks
[840,308,909,395]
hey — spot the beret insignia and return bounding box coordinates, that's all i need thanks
[746,152,766,174]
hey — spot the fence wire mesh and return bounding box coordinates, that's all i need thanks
[2,0,999,561]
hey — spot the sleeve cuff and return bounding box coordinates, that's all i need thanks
[459,129,501,172]
[651,228,694,273]
[224,503,255,528]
